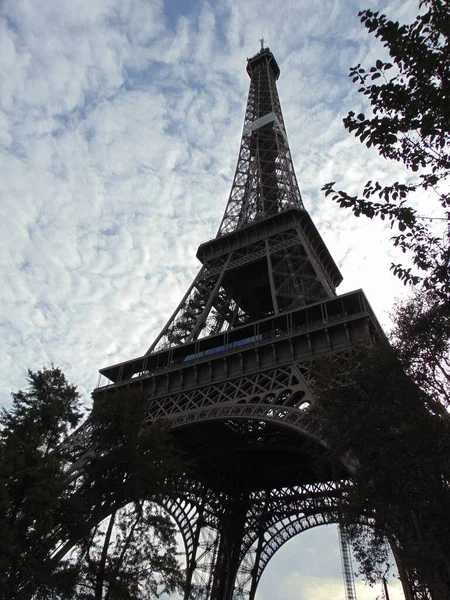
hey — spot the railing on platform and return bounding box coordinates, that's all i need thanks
[95,289,381,390]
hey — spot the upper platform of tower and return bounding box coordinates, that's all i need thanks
[246,47,281,80]
[191,48,343,314]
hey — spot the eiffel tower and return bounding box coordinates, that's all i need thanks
[80,46,383,599]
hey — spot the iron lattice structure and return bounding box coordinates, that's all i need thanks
[339,527,358,600]
[65,48,386,599]
[217,50,303,234]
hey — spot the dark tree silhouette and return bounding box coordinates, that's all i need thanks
[323,0,450,298]
[0,371,187,600]
[0,367,82,599]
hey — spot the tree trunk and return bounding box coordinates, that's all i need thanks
[94,512,115,600]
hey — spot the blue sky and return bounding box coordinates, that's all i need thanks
[0,0,431,597]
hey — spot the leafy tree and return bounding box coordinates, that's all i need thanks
[312,343,450,600]
[83,388,188,512]
[57,388,188,600]
[0,372,188,600]
[319,6,450,588]
[0,366,83,599]
[323,0,450,298]
[73,502,183,600]
[390,289,450,411]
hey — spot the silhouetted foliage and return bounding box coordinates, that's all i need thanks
[320,7,450,587]
[57,388,188,600]
[63,389,187,600]
[391,289,450,411]
[312,341,450,599]
[73,502,184,600]
[323,0,450,298]
[0,366,82,599]
[0,373,188,600]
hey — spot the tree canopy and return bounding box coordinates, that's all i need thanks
[0,369,187,600]
[318,2,450,597]
[323,0,449,298]
[391,289,450,412]
[0,367,82,598]
[312,342,450,600]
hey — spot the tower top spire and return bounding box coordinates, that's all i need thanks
[259,37,265,50]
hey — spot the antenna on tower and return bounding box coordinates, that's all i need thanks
[259,37,265,50]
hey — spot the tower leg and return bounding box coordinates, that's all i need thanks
[209,493,249,600]
[184,511,203,600]
[248,528,265,600]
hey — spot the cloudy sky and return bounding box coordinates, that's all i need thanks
[0,0,427,597]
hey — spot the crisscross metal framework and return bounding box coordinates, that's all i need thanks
[62,47,389,599]
[218,49,303,234]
